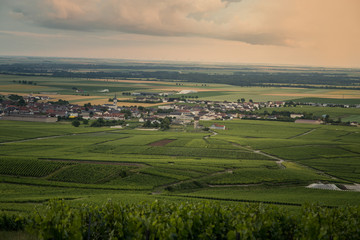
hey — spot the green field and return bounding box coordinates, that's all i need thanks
[291,97,360,105]
[0,119,359,215]
[256,105,360,121]
[2,73,360,103]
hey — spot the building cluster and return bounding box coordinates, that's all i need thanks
[1,93,357,127]
[0,94,286,124]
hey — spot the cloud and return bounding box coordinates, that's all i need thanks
[2,0,360,67]
[0,30,66,39]
[2,0,290,45]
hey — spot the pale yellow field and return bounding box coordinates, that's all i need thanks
[114,102,168,107]
[264,93,360,99]
[156,88,223,92]
[92,79,174,85]
[74,99,164,107]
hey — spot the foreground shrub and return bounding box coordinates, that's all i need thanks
[3,199,360,239]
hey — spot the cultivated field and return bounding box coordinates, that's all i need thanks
[0,119,359,213]
[1,74,360,104]
[1,60,360,238]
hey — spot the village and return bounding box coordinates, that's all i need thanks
[0,92,358,128]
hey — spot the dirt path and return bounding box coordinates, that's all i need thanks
[208,183,262,187]
[230,142,286,169]
[151,168,233,194]
[42,158,147,167]
[254,150,286,169]
[288,128,317,139]
[343,184,360,192]
[0,130,118,145]
[203,130,217,140]
[0,135,64,144]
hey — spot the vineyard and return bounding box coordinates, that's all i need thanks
[49,164,131,184]
[0,158,71,177]
[0,119,359,231]
[1,200,360,239]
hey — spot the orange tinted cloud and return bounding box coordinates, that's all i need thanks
[1,0,359,67]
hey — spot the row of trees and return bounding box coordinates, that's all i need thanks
[237,98,253,103]
[12,80,37,85]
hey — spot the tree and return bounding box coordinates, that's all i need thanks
[241,98,245,103]
[160,117,171,130]
[84,103,92,108]
[18,99,26,106]
[72,120,80,127]
[249,99,253,103]
[143,120,151,128]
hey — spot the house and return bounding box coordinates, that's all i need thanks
[210,123,226,130]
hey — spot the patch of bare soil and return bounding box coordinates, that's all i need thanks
[306,183,342,191]
[149,139,175,146]
[343,184,360,192]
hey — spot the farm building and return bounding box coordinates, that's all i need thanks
[295,119,323,124]
[210,123,226,130]
[290,114,304,119]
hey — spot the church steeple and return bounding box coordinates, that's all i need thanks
[113,93,118,107]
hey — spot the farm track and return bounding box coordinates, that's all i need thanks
[230,142,286,169]
[287,128,317,139]
[293,161,344,181]
[208,183,262,187]
[0,130,119,144]
[42,158,148,167]
[172,195,311,208]
[93,136,130,145]
[151,168,234,194]
[0,179,146,191]
[223,137,348,183]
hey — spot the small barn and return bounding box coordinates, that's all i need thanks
[295,119,323,124]
[210,123,226,130]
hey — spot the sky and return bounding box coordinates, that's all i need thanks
[0,0,359,67]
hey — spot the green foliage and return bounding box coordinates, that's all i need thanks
[90,118,124,127]
[8,94,23,101]
[0,212,25,231]
[142,117,172,129]
[26,199,82,240]
[23,200,360,240]
[48,99,69,105]
[71,120,80,127]
[298,204,360,239]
